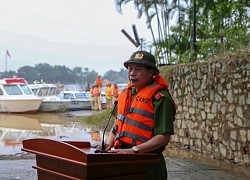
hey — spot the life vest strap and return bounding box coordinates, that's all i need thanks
[127,107,154,119]
[148,83,160,89]
[117,114,153,131]
[115,131,149,144]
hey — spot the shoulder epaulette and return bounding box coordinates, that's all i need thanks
[154,91,164,99]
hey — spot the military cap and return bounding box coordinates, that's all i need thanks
[124,50,159,75]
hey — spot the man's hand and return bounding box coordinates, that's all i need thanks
[108,148,134,154]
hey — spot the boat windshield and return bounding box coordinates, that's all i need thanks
[31,88,38,95]
[20,85,33,95]
[63,93,75,99]
[75,93,89,99]
[48,87,57,96]
[3,85,23,95]
[38,87,49,96]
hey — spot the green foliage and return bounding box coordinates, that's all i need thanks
[18,66,38,83]
[0,70,17,79]
[115,0,250,64]
[0,64,128,85]
[103,69,128,84]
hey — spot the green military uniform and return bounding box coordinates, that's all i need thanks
[131,87,175,180]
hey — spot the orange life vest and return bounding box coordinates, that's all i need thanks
[112,87,119,97]
[113,75,169,148]
[94,79,102,88]
[93,87,101,96]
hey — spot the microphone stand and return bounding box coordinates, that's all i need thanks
[95,101,118,153]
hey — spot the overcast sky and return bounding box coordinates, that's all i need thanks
[0,0,152,75]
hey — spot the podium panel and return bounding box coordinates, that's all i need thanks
[22,138,160,180]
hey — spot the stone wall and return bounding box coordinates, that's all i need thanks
[164,52,250,165]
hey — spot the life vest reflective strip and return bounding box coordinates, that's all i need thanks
[116,114,153,131]
[115,131,149,144]
[114,82,165,148]
[126,107,154,119]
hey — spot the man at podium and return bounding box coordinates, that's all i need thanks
[98,51,176,180]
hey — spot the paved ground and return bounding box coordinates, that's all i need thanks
[165,156,249,180]
[0,155,249,180]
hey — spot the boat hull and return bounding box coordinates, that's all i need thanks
[67,100,92,111]
[0,99,42,113]
[39,100,70,112]
[58,90,106,111]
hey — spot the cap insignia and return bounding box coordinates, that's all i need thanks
[134,53,144,60]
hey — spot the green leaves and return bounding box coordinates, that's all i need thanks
[114,0,250,64]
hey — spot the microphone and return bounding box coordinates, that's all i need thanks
[95,100,118,153]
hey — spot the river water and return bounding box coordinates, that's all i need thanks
[0,110,102,155]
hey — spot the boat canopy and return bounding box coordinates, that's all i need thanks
[0,78,27,85]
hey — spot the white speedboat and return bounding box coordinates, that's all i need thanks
[58,90,106,111]
[58,91,92,111]
[28,83,70,112]
[0,78,42,113]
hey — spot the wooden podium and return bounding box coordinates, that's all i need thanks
[22,138,160,180]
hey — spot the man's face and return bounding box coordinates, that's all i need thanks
[127,63,154,91]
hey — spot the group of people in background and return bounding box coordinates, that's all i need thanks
[88,75,120,111]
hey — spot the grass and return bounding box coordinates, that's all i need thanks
[75,109,116,131]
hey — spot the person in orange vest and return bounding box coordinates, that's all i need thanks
[112,83,119,102]
[89,85,96,110]
[94,75,102,88]
[105,82,113,109]
[96,50,176,180]
[93,84,102,111]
